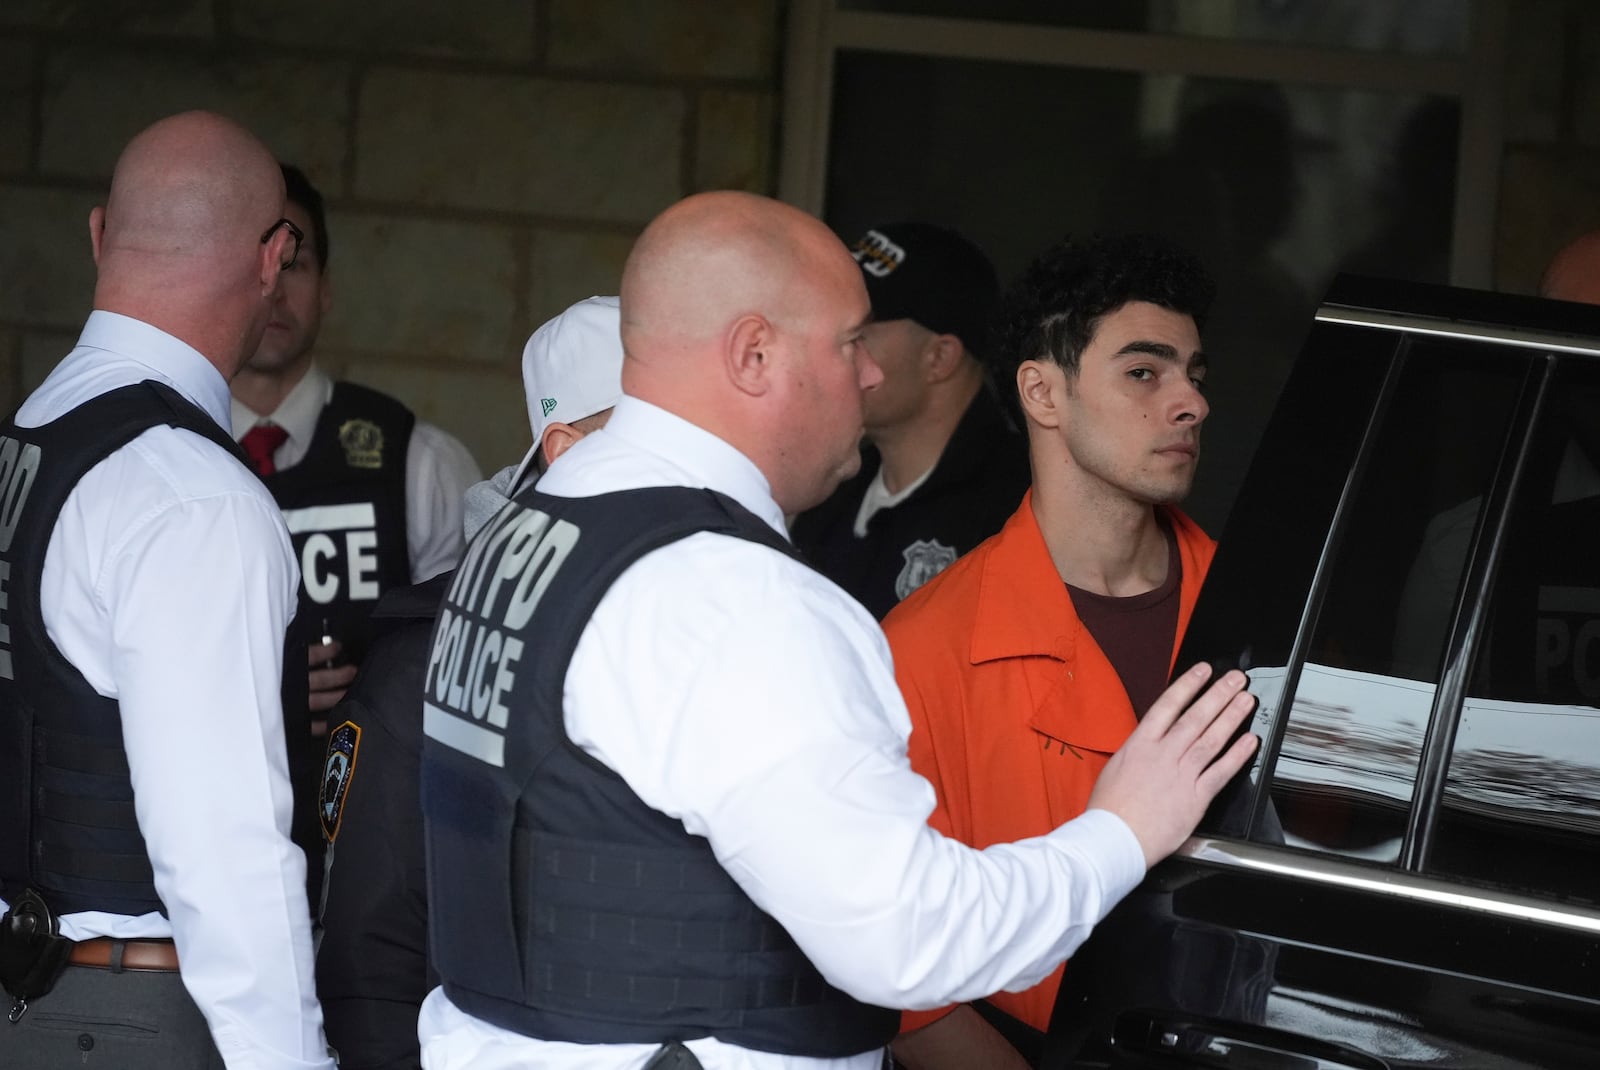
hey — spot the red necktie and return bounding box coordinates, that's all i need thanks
[240,422,289,477]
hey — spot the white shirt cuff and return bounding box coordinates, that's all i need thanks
[1061,808,1148,912]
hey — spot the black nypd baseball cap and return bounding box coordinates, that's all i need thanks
[848,222,1000,359]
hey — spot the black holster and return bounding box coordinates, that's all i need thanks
[0,888,73,1010]
[642,1041,706,1070]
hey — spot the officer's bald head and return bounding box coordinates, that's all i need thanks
[620,192,846,353]
[90,111,291,376]
[619,191,879,514]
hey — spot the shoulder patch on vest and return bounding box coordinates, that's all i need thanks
[319,720,362,843]
[338,418,385,469]
[895,538,958,601]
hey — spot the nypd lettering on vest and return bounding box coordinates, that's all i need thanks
[0,435,42,680]
[423,502,579,766]
[419,486,897,1055]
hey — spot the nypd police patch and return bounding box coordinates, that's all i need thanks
[895,538,958,601]
[319,720,362,844]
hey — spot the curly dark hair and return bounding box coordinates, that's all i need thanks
[280,162,329,271]
[993,233,1215,424]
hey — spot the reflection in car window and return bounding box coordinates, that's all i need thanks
[1261,343,1522,861]
[1274,665,1435,862]
[1430,359,1600,906]
[1183,324,1397,839]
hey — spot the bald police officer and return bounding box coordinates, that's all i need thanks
[0,112,333,1069]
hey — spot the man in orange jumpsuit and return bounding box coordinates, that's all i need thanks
[883,234,1218,1070]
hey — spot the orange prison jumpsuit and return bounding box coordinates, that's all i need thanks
[883,490,1215,1034]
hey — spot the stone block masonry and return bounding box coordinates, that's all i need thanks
[0,0,782,473]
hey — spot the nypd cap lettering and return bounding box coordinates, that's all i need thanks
[851,229,905,279]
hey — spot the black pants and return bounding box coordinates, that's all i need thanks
[4,962,223,1068]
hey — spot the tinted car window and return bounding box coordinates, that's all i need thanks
[1427,357,1600,906]
[1182,323,1394,839]
[1263,342,1526,863]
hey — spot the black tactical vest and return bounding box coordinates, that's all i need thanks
[263,382,413,666]
[0,381,307,916]
[420,485,898,1057]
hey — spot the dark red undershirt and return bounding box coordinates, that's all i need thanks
[1065,521,1182,719]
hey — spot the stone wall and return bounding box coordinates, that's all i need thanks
[4,2,1596,466]
[0,0,781,471]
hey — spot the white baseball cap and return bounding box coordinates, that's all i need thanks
[508,295,625,490]
[522,294,625,443]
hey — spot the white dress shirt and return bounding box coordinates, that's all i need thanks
[6,311,334,1070]
[230,364,482,583]
[417,396,1146,1070]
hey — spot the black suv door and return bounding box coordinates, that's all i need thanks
[1045,278,1600,1070]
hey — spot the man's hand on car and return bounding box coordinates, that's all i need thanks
[1088,663,1259,869]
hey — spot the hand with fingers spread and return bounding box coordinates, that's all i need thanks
[1087,662,1260,869]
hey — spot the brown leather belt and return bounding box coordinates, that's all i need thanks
[68,937,180,972]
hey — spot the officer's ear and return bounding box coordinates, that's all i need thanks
[725,313,776,398]
[923,333,965,384]
[540,422,584,468]
[89,206,106,265]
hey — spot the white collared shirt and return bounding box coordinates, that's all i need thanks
[7,310,334,1070]
[231,365,482,583]
[417,396,1145,1070]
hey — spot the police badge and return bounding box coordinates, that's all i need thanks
[338,418,384,469]
[895,538,958,600]
[319,720,362,844]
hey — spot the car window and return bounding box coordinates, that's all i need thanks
[1185,322,1396,838]
[1426,358,1600,906]
[1250,340,1525,862]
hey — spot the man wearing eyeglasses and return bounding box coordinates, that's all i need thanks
[0,113,335,1068]
[228,166,481,887]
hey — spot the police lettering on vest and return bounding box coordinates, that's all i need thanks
[418,486,897,1056]
[282,502,384,606]
[1534,584,1600,700]
[1476,487,1600,705]
[0,435,43,681]
[423,502,579,766]
[260,383,413,665]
